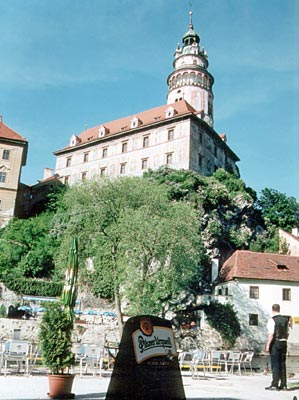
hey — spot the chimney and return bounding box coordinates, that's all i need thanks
[43,168,54,180]
[0,116,2,123]
[211,258,219,282]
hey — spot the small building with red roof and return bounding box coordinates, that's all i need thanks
[213,250,299,351]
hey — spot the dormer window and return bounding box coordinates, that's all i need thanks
[165,106,175,118]
[130,117,142,129]
[70,134,80,147]
[99,125,109,138]
[277,264,288,271]
[269,259,289,270]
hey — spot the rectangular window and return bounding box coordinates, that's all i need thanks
[0,199,2,210]
[214,144,217,157]
[0,171,7,183]
[141,159,148,170]
[143,136,149,148]
[225,287,229,296]
[100,167,106,176]
[102,148,108,158]
[2,150,10,160]
[282,288,291,301]
[81,172,87,180]
[249,286,259,299]
[168,129,174,141]
[166,153,173,165]
[122,142,128,153]
[249,314,258,326]
[198,154,203,167]
[83,152,89,163]
[66,157,71,167]
[199,132,203,144]
[120,163,126,174]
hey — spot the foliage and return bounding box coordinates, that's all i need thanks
[256,188,299,231]
[145,167,259,261]
[0,304,6,318]
[39,302,75,374]
[54,176,202,325]
[144,166,206,201]
[0,212,59,279]
[249,225,279,253]
[0,274,63,297]
[202,301,241,347]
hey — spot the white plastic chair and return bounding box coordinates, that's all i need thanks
[241,351,254,374]
[191,350,209,378]
[210,350,228,373]
[2,340,31,376]
[77,344,103,377]
[226,351,242,375]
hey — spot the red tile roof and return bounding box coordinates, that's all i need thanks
[219,250,299,283]
[56,100,197,151]
[0,120,27,142]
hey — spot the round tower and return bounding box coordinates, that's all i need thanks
[167,11,214,127]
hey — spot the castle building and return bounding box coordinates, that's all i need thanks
[0,116,28,227]
[54,13,239,185]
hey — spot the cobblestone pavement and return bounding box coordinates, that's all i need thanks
[0,372,298,400]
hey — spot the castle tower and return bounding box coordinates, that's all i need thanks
[167,11,214,127]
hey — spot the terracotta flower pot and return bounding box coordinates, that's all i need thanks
[48,374,75,399]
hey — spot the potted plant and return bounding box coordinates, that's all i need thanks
[39,301,76,399]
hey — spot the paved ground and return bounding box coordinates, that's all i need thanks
[0,372,298,400]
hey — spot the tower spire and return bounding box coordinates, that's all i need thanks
[189,10,193,30]
[166,12,215,127]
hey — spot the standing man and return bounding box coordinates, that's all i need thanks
[265,304,289,391]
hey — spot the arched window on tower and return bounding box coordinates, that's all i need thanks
[182,72,188,85]
[190,72,196,85]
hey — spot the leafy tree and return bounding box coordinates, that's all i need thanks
[257,188,299,231]
[146,167,259,262]
[55,177,202,331]
[0,212,59,279]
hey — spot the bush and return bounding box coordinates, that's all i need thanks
[39,302,75,374]
[202,301,241,347]
[0,304,6,317]
[0,274,63,297]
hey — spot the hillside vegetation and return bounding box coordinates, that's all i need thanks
[0,168,298,327]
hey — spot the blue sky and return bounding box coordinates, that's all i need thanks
[1,0,298,200]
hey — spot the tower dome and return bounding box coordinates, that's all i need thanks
[167,11,214,127]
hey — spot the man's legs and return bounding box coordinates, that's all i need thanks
[279,341,287,388]
[270,342,279,388]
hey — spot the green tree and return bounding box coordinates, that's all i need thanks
[146,167,259,262]
[257,188,299,231]
[55,177,202,332]
[0,212,58,279]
